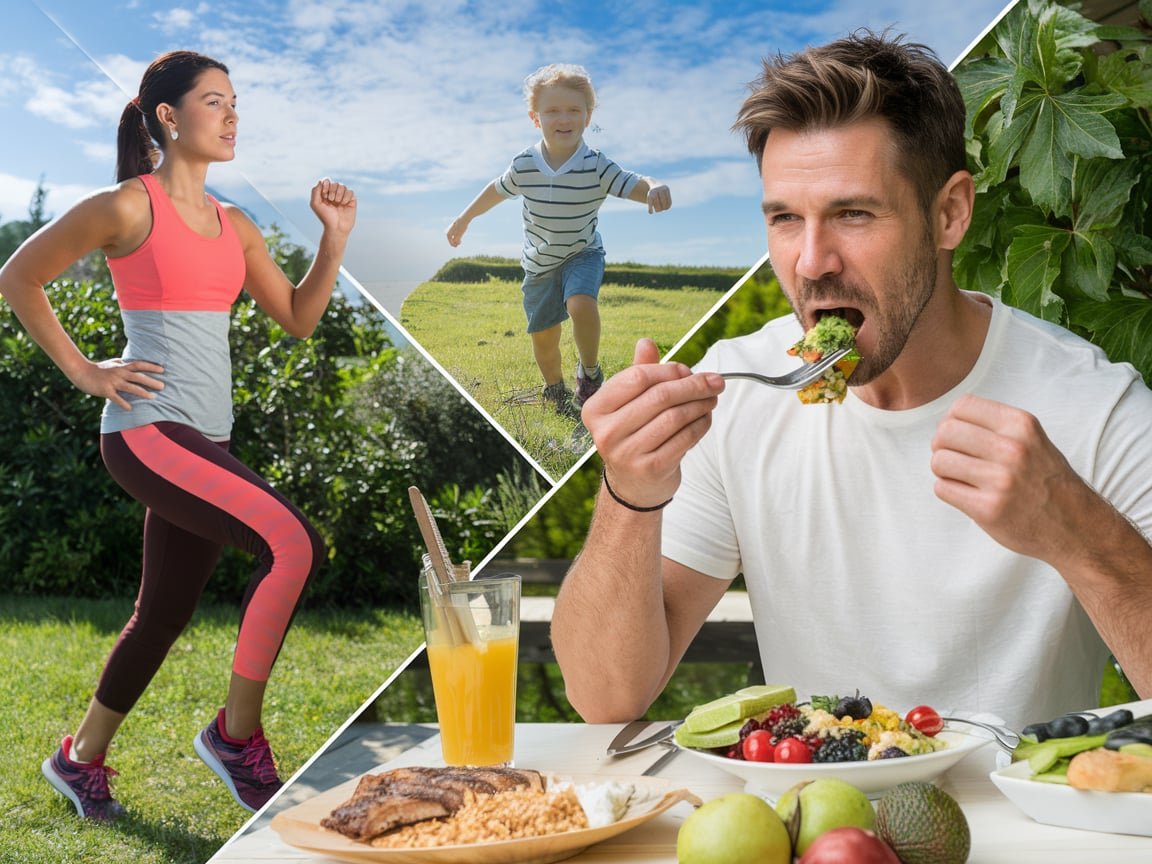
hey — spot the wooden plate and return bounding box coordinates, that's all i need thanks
[270,771,702,864]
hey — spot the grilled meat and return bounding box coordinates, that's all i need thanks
[321,766,545,841]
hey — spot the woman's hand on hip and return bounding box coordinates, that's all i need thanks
[71,358,165,411]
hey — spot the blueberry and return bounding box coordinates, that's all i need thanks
[1046,714,1090,739]
[1021,722,1051,742]
[877,747,909,759]
[1086,709,1134,736]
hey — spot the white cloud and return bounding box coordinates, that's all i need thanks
[153,7,197,32]
[0,172,93,221]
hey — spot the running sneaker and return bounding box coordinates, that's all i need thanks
[41,735,125,822]
[542,382,581,419]
[194,709,283,813]
[574,363,604,407]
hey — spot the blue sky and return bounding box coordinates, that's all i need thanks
[1,0,1014,315]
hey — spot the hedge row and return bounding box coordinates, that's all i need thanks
[430,257,748,292]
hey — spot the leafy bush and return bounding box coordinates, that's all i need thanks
[669,261,792,368]
[955,0,1152,383]
[0,232,540,608]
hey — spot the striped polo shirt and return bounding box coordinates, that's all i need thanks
[495,142,641,275]
[101,173,246,438]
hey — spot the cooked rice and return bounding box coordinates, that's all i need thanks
[368,787,589,848]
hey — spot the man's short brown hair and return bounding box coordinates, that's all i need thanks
[733,30,967,215]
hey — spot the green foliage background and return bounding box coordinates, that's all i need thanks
[432,255,746,292]
[0,219,542,608]
[955,0,1152,383]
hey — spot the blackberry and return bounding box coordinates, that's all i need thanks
[813,729,868,763]
[877,747,909,759]
[833,690,873,721]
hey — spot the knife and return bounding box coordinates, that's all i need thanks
[641,744,681,777]
[606,720,682,757]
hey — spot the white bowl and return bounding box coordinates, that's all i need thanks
[986,697,1152,836]
[676,729,988,801]
[989,758,1152,836]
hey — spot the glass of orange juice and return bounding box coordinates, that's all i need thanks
[419,566,520,767]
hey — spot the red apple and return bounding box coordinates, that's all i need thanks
[798,827,901,863]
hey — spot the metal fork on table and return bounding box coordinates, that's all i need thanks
[941,716,1021,751]
[720,347,852,390]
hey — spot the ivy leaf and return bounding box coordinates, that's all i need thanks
[1015,91,1125,212]
[1005,224,1070,320]
[956,57,1015,136]
[1044,0,1102,52]
[1017,95,1069,213]
[1113,225,1152,277]
[953,244,1005,297]
[981,102,1032,191]
[1063,231,1116,301]
[995,1,1040,72]
[1051,92,1127,159]
[1067,294,1152,382]
[1034,4,1085,88]
[1096,49,1152,108]
[1075,157,1139,231]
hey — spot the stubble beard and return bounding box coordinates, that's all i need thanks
[790,234,939,386]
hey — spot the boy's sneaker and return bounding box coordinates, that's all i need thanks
[574,364,604,407]
[542,382,581,419]
[41,735,125,822]
[194,709,282,813]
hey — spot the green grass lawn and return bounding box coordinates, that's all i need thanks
[401,278,723,479]
[0,594,423,864]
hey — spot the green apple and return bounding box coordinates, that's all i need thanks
[677,792,791,864]
[775,778,876,856]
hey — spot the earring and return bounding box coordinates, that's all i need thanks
[170,128,179,141]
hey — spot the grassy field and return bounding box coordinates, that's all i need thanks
[0,595,423,864]
[401,277,726,479]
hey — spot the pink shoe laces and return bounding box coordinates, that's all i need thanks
[241,729,279,785]
[63,738,119,801]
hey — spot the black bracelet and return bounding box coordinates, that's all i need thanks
[602,471,673,512]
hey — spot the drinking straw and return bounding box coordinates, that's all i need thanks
[408,486,479,645]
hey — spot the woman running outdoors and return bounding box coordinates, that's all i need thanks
[0,51,357,820]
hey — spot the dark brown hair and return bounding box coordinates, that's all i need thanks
[116,50,229,183]
[733,30,967,215]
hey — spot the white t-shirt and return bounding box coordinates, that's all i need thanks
[663,295,1152,728]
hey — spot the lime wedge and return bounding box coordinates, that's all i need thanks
[675,718,745,749]
[683,685,796,734]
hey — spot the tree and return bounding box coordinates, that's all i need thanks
[0,177,51,264]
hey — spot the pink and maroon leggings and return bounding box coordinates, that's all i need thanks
[94,421,323,714]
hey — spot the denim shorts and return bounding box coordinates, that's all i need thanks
[521,245,606,333]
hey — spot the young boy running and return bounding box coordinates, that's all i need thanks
[447,63,672,416]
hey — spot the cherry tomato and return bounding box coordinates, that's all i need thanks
[905,705,944,737]
[774,736,813,763]
[742,729,775,762]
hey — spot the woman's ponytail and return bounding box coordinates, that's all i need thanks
[115,100,155,183]
[114,52,229,184]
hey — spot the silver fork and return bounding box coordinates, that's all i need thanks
[941,716,1021,751]
[720,346,852,390]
